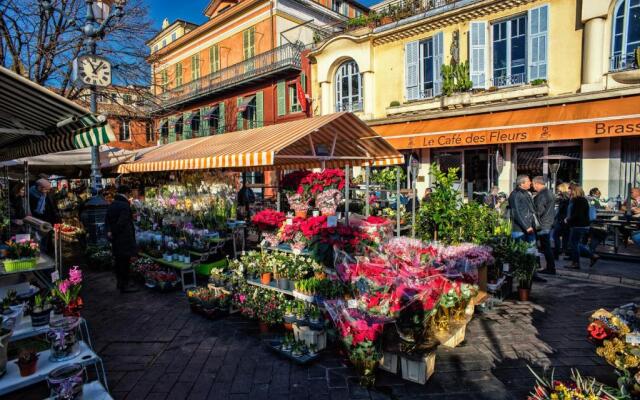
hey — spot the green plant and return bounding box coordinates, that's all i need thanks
[442,62,472,96]
[442,64,455,96]
[371,167,405,189]
[346,15,368,29]
[389,100,400,107]
[530,78,547,86]
[508,240,538,289]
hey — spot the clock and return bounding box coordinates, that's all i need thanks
[73,55,112,87]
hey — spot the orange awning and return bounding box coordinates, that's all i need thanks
[118,112,404,173]
[371,96,640,149]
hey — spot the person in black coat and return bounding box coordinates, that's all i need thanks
[508,175,536,243]
[106,185,138,293]
[566,185,591,270]
[9,182,28,235]
[533,176,556,274]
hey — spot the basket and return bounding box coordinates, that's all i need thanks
[3,258,37,272]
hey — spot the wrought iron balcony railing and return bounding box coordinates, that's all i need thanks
[491,72,526,88]
[610,53,639,72]
[335,100,363,112]
[155,43,303,110]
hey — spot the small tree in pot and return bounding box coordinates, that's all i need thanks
[509,240,539,301]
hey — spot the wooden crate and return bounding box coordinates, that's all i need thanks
[379,352,398,374]
[400,352,436,385]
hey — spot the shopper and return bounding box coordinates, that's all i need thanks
[621,187,640,217]
[566,185,593,269]
[29,178,61,254]
[509,175,536,243]
[532,177,556,274]
[106,185,138,293]
[553,183,571,259]
[9,182,28,234]
[484,186,500,209]
[585,187,606,266]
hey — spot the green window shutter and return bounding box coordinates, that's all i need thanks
[256,91,264,128]
[200,107,209,137]
[243,27,255,60]
[183,112,192,139]
[209,46,219,73]
[236,97,244,131]
[277,80,286,116]
[218,102,225,134]
[168,116,177,143]
[243,31,248,60]
[301,72,306,92]
[176,63,183,86]
[191,54,200,81]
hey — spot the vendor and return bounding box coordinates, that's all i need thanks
[9,182,28,234]
[237,181,255,221]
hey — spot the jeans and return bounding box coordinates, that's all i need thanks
[512,231,536,243]
[569,227,590,267]
[538,231,556,272]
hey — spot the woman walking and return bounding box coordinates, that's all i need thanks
[566,185,592,269]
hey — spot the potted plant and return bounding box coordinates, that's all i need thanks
[16,349,39,377]
[316,189,342,216]
[51,266,83,317]
[308,343,318,356]
[509,241,538,301]
[31,294,52,327]
[0,327,12,377]
[287,193,311,219]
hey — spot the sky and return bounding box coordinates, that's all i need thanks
[145,0,376,29]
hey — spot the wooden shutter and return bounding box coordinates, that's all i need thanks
[218,102,225,134]
[200,107,209,137]
[433,32,444,96]
[236,97,244,131]
[528,4,548,81]
[243,28,255,60]
[191,54,200,81]
[175,63,183,86]
[209,45,219,73]
[469,21,488,89]
[256,91,264,128]
[168,116,177,143]
[182,112,192,139]
[300,72,307,92]
[405,41,419,101]
[276,80,286,116]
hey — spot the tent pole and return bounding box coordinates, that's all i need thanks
[344,164,350,225]
[412,172,417,238]
[396,166,401,237]
[365,165,370,217]
[275,171,281,212]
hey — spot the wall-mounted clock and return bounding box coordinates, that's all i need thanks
[73,55,112,87]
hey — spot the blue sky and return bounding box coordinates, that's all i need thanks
[145,0,376,29]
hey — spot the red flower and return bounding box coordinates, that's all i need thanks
[587,321,608,340]
[252,209,286,231]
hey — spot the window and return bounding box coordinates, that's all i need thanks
[405,33,443,100]
[289,84,302,113]
[191,111,200,134]
[153,45,158,53]
[146,123,155,143]
[335,61,362,112]
[244,98,257,129]
[171,32,177,41]
[160,120,169,143]
[420,39,434,98]
[191,54,200,81]
[175,62,183,86]
[123,94,133,105]
[355,9,362,17]
[492,15,527,87]
[120,120,131,141]
[162,39,167,48]
[611,0,640,71]
[243,27,255,60]
[209,45,220,73]
[333,0,347,15]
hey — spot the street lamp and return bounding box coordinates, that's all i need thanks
[40,0,126,192]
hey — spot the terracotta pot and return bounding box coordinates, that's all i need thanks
[260,272,272,285]
[295,210,308,219]
[314,271,327,280]
[518,288,530,302]
[258,322,270,334]
[283,322,293,331]
[18,360,37,377]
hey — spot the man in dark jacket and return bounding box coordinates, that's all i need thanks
[508,175,536,243]
[29,179,61,254]
[533,176,556,274]
[106,185,138,293]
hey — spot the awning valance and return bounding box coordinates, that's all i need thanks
[372,95,640,149]
[238,95,256,112]
[0,66,115,161]
[117,112,404,173]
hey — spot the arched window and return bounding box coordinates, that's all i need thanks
[611,0,640,71]
[334,60,362,112]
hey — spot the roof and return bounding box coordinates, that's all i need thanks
[118,112,403,173]
[0,66,115,161]
[146,19,200,46]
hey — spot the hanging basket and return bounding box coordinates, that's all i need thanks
[3,258,37,272]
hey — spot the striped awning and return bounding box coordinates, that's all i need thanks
[0,66,115,161]
[118,112,404,173]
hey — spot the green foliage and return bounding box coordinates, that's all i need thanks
[389,101,400,107]
[530,78,547,86]
[346,15,368,29]
[441,61,472,96]
[416,164,500,244]
[506,240,538,289]
[371,167,405,189]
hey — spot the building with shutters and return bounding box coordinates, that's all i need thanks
[147,0,368,147]
[309,0,640,199]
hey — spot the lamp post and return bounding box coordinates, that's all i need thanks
[40,0,126,192]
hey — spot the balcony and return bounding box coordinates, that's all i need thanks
[491,73,526,88]
[610,53,640,85]
[154,43,303,111]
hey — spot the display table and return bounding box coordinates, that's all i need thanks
[0,340,107,396]
[9,315,93,349]
[140,253,197,291]
[0,254,56,288]
[45,381,112,400]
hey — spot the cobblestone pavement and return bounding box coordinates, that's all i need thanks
[8,271,640,400]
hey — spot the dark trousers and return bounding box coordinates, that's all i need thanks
[552,222,569,257]
[569,227,590,267]
[114,255,131,289]
[538,232,556,272]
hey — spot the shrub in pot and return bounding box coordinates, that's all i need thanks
[508,240,538,301]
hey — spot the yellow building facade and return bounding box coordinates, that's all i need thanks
[310,0,640,199]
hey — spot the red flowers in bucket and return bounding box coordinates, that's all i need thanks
[252,209,285,231]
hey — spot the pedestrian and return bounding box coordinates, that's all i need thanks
[508,175,536,243]
[532,176,556,274]
[106,185,138,293]
[566,185,594,269]
[497,192,509,219]
[9,182,28,235]
[29,178,61,254]
[484,186,500,209]
[552,183,571,259]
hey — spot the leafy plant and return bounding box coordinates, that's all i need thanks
[530,78,547,86]
[442,61,472,96]
[508,240,538,289]
[389,100,400,107]
[346,15,368,29]
[371,167,405,189]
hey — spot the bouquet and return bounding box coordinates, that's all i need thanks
[52,266,83,316]
[528,367,628,400]
[315,189,342,215]
[252,209,285,231]
[286,192,311,213]
[298,169,346,196]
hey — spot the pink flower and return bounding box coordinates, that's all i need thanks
[69,266,82,285]
[58,280,71,294]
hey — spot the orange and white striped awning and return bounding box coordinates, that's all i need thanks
[117,113,404,173]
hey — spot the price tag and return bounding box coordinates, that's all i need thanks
[51,271,60,282]
[626,332,640,345]
[312,210,320,217]
[327,216,338,228]
[503,263,510,273]
[347,299,358,309]
[286,218,293,226]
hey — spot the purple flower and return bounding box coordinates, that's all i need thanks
[69,266,83,285]
[58,280,71,294]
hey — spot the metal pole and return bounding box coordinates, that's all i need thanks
[412,174,416,238]
[275,171,281,212]
[89,43,102,192]
[396,166,400,237]
[344,164,350,225]
[364,165,370,217]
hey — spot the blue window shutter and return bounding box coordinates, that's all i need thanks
[528,4,548,81]
[432,32,444,96]
[469,21,488,88]
[405,41,419,101]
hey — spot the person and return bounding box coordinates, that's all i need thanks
[621,187,640,217]
[484,186,500,209]
[29,178,61,253]
[553,183,571,260]
[532,176,556,274]
[422,188,433,203]
[566,185,593,269]
[585,187,607,265]
[497,192,509,219]
[588,188,606,209]
[9,183,28,234]
[237,180,256,221]
[106,185,138,293]
[508,175,536,243]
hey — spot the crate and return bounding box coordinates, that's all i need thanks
[3,258,37,272]
[435,323,467,348]
[379,352,398,374]
[400,352,436,385]
[293,324,326,351]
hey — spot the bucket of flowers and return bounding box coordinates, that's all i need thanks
[3,238,39,272]
[287,193,311,219]
[252,209,285,247]
[527,366,627,400]
[148,271,180,292]
[132,258,161,283]
[55,223,84,243]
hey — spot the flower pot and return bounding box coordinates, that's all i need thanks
[260,272,272,285]
[295,210,308,219]
[258,322,270,334]
[48,317,81,362]
[17,359,38,377]
[47,363,85,399]
[0,329,12,377]
[518,288,530,302]
[283,322,293,331]
[31,308,52,327]
[400,352,436,385]
[277,278,289,290]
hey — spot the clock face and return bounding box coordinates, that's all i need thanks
[77,56,112,87]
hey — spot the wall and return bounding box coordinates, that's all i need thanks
[582,138,612,198]
[109,118,153,150]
